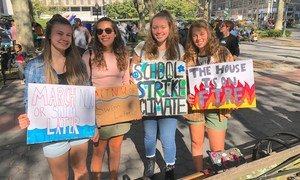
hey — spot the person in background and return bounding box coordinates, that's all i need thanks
[1,46,10,85]
[73,18,92,56]
[18,15,98,180]
[117,22,127,46]
[10,20,17,46]
[82,17,131,180]
[131,23,139,42]
[32,21,44,50]
[179,22,191,47]
[219,20,240,60]
[13,44,25,84]
[240,26,250,41]
[250,25,258,42]
[131,10,185,180]
[230,24,240,42]
[184,19,234,172]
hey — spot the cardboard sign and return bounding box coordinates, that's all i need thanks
[187,59,256,109]
[95,84,142,126]
[27,83,96,144]
[132,60,188,116]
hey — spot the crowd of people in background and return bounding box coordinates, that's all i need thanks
[0,9,270,179]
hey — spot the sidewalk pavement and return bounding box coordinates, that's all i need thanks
[1,41,300,179]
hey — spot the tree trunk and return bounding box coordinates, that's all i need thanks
[11,0,35,52]
[133,0,146,35]
[274,0,284,30]
[203,0,209,22]
[145,0,157,19]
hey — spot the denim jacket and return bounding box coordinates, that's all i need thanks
[24,55,45,113]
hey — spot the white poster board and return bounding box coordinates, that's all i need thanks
[27,83,96,144]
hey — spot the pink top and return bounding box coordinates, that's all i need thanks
[11,26,17,41]
[84,52,130,88]
[16,52,25,62]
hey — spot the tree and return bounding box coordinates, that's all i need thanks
[157,0,200,19]
[107,1,138,19]
[274,0,284,30]
[202,0,210,22]
[11,0,35,52]
[133,0,147,34]
[31,0,47,18]
[48,3,67,16]
[145,0,157,19]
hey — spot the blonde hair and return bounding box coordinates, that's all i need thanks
[42,16,87,85]
[184,20,221,66]
[143,10,180,60]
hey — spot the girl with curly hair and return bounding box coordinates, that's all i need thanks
[82,17,130,180]
[184,20,233,172]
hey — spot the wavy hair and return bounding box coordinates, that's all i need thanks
[184,20,220,65]
[143,10,179,60]
[92,17,128,71]
[42,16,87,85]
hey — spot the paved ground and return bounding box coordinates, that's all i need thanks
[0,29,299,180]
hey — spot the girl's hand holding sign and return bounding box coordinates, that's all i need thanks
[18,114,30,129]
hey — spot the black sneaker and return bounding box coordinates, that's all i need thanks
[164,165,175,180]
[143,157,156,178]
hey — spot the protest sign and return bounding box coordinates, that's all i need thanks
[188,59,256,109]
[27,83,96,144]
[132,60,187,116]
[95,84,142,126]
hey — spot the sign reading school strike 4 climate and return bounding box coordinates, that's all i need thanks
[188,59,256,110]
[27,83,96,144]
[132,60,188,116]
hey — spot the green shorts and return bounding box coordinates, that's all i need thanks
[98,122,131,140]
[188,111,227,130]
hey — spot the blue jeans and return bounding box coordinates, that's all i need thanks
[143,117,177,165]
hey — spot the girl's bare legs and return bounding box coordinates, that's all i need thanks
[91,139,108,179]
[70,142,89,179]
[189,124,205,171]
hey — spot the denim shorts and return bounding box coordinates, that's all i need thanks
[42,139,88,158]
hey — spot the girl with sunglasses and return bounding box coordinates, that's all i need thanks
[18,16,97,180]
[82,17,131,180]
[131,10,184,179]
[184,20,233,172]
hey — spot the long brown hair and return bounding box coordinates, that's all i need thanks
[42,16,87,85]
[92,17,128,71]
[143,10,180,60]
[184,20,221,66]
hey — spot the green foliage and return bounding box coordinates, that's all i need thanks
[257,29,269,37]
[156,0,200,19]
[48,3,67,16]
[268,29,282,37]
[285,30,292,37]
[257,29,293,37]
[36,19,49,28]
[107,1,138,19]
[31,0,47,18]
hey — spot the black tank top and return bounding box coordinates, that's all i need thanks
[57,72,68,85]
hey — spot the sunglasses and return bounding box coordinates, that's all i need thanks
[96,28,113,35]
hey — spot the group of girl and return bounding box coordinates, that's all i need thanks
[18,10,233,180]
